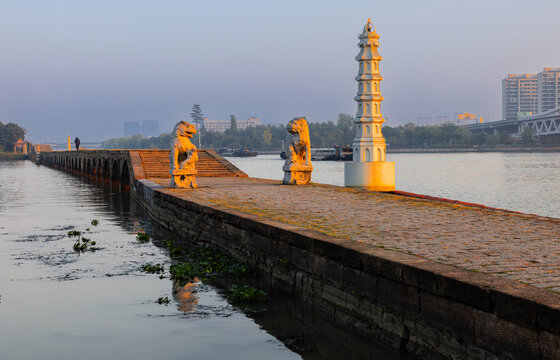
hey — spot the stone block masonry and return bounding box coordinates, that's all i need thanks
[132,177,560,360]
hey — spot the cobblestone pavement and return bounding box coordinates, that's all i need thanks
[159,177,560,292]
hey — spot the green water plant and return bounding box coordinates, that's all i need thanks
[68,230,81,238]
[68,230,98,253]
[142,263,164,274]
[91,219,99,226]
[169,246,252,286]
[136,232,150,243]
[157,296,170,305]
[229,284,267,303]
[164,239,182,257]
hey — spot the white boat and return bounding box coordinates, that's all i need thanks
[311,148,336,160]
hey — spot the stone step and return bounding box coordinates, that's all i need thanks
[137,149,246,179]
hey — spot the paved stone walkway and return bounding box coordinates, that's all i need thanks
[157,177,560,292]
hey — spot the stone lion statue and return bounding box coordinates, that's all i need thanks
[282,117,312,185]
[170,121,198,188]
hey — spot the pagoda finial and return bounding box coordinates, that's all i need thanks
[363,18,375,34]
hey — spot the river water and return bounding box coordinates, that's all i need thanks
[227,152,560,219]
[0,160,405,360]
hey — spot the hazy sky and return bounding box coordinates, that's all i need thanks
[1,0,559,142]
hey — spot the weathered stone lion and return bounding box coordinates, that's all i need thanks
[170,121,198,189]
[282,117,313,185]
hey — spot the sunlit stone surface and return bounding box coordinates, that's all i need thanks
[170,121,198,189]
[282,117,313,185]
[345,18,395,191]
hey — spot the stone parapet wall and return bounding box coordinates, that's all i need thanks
[39,149,246,184]
[132,178,560,360]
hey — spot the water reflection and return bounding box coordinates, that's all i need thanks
[173,280,200,313]
[0,161,412,360]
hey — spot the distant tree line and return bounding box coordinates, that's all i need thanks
[102,133,174,150]
[384,122,546,147]
[0,121,26,152]
[102,113,556,150]
[102,114,356,150]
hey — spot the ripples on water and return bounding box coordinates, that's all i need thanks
[0,161,406,360]
[227,152,560,218]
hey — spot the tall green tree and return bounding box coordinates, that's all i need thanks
[262,128,272,145]
[521,126,535,145]
[0,122,26,151]
[230,115,237,131]
[190,103,204,148]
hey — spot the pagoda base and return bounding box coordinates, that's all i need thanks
[344,161,395,191]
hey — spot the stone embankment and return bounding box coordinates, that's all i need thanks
[39,149,560,360]
[134,176,560,360]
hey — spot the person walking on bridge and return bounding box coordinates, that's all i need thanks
[74,137,81,150]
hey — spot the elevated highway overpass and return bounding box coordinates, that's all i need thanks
[466,106,560,138]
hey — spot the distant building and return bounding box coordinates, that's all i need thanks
[502,67,560,121]
[124,121,141,137]
[416,116,433,126]
[142,120,158,137]
[203,117,260,133]
[435,115,450,124]
[537,67,560,113]
[415,115,450,126]
[502,74,538,121]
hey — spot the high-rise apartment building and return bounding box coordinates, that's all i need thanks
[142,120,158,137]
[537,67,560,113]
[124,121,141,137]
[502,74,538,121]
[502,67,560,121]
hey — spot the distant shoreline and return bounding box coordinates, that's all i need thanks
[257,146,560,155]
[387,145,560,153]
[0,152,28,160]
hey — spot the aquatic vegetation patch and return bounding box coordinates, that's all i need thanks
[67,230,82,238]
[229,284,267,303]
[169,246,252,286]
[168,246,267,304]
[157,296,170,305]
[91,219,99,226]
[164,239,182,257]
[72,235,98,253]
[136,232,151,243]
[142,263,164,274]
[67,229,98,253]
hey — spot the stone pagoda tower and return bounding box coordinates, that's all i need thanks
[344,18,395,191]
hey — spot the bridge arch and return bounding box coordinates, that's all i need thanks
[95,158,102,178]
[111,160,120,184]
[121,160,130,189]
[103,159,110,182]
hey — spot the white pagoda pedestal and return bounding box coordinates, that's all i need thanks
[345,161,394,191]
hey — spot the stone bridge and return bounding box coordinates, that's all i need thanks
[39,149,247,189]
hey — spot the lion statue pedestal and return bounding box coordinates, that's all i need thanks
[282,117,313,185]
[171,169,198,189]
[283,164,313,185]
[170,121,198,189]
